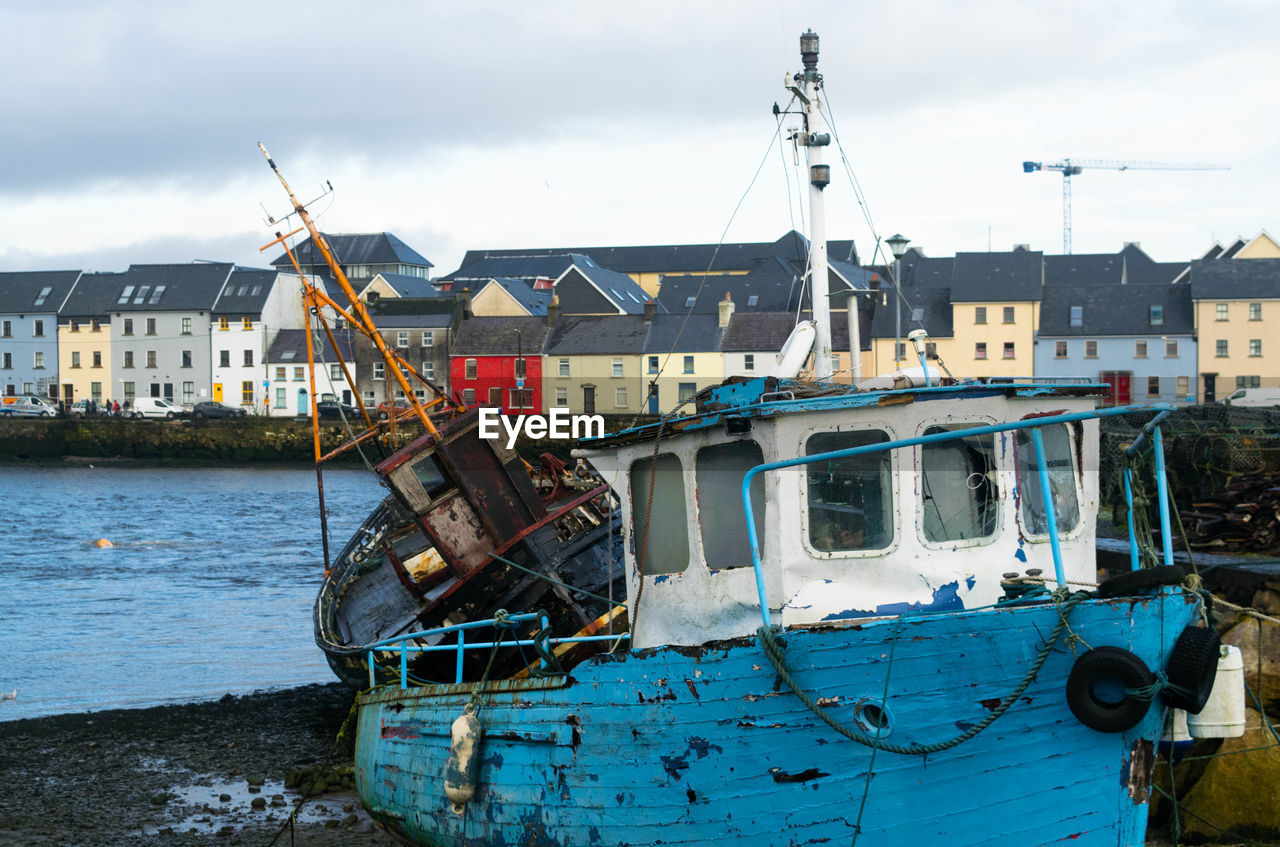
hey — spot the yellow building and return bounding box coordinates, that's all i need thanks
[1190,255,1280,400]
[55,273,117,406]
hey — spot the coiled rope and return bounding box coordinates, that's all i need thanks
[756,590,1091,755]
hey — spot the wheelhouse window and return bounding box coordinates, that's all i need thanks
[1015,424,1080,536]
[696,440,765,570]
[920,426,999,544]
[805,430,893,552]
[630,453,690,575]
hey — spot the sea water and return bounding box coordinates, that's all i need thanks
[0,465,385,720]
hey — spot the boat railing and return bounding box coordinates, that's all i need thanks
[740,402,1178,628]
[366,611,630,689]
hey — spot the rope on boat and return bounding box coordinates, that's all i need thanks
[755,590,1091,755]
[487,552,628,609]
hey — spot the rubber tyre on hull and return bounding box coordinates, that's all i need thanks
[1066,646,1155,733]
[1096,565,1185,599]
[1163,626,1221,714]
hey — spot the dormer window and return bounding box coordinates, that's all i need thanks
[1149,305,1163,327]
[33,286,52,306]
[1069,306,1083,328]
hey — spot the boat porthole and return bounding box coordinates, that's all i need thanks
[851,698,893,737]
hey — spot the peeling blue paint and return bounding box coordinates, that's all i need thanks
[1014,547,1027,563]
[654,575,670,584]
[821,580,966,621]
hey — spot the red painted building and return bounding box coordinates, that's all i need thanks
[450,316,549,411]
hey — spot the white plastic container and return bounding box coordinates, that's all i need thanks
[1187,645,1246,739]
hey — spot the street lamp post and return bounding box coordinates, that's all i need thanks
[886,233,910,367]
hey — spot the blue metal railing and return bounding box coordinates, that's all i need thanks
[366,612,630,689]
[740,403,1177,628]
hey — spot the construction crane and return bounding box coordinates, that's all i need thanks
[1022,158,1229,254]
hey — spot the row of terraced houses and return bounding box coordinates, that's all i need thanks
[2,229,1279,416]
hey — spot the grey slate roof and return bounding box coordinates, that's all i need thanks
[1038,283,1194,336]
[480,278,552,316]
[950,248,1043,302]
[368,297,460,328]
[213,269,280,316]
[266,328,357,364]
[1189,258,1280,301]
[868,287,954,339]
[441,253,597,283]
[451,317,551,356]
[452,231,858,278]
[375,272,440,298]
[108,263,234,312]
[1043,245,1184,287]
[642,314,725,354]
[60,272,122,319]
[657,258,876,316]
[269,233,433,272]
[571,265,657,315]
[544,315,650,356]
[720,310,874,352]
[0,269,81,314]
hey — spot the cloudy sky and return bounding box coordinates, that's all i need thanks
[1,1,1274,276]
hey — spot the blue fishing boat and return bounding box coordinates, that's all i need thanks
[298,31,1224,847]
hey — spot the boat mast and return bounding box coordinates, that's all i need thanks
[791,30,834,381]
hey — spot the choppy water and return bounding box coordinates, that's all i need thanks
[0,465,385,720]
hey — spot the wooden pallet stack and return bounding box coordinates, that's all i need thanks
[1180,470,1280,552]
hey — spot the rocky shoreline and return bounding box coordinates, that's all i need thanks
[0,684,397,847]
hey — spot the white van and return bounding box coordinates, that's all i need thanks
[0,394,58,417]
[1221,388,1280,408]
[130,397,185,419]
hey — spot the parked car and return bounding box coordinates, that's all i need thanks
[1221,388,1280,408]
[316,399,361,420]
[66,398,107,418]
[0,394,58,417]
[377,400,412,420]
[192,401,247,419]
[130,397,185,419]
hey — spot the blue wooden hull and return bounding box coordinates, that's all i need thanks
[355,591,1200,847]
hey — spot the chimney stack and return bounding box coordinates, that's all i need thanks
[458,287,472,320]
[718,291,735,329]
[644,298,656,322]
[548,295,561,326]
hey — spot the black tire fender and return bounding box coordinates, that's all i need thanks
[1097,565,1185,599]
[1066,646,1155,733]
[1163,626,1221,714]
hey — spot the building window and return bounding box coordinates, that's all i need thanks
[374,362,386,381]
[275,366,286,380]
[92,351,101,368]
[293,366,304,381]
[975,342,987,360]
[275,387,286,408]
[214,350,227,368]
[123,319,134,336]
[422,361,435,381]
[0,352,9,369]
[462,388,476,405]
[71,351,81,368]
[555,387,567,406]
[1237,375,1262,389]
[648,355,659,374]
[1249,302,1262,321]
[896,342,907,360]
[182,382,194,403]
[1134,340,1147,358]
[182,350,192,368]
[974,307,986,325]
[90,382,102,402]
[329,364,342,381]
[422,331,433,347]
[242,381,254,405]
[32,351,44,369]
[1002,306,1015,324]
[70,320,80,333]
[924,342,937,360]
[556,358,569,377]
[181,317,192,335]
[612,358,624,377]
[615,387,628,408]
[1147,376,1160,397]
[684,296,696,308]
[1216,303,1228,321]
[242,317,253,331]
[243,350,253,366]
[678,382,697,402]
[1,320,10,337]
[464,359,477,380]
[509,388,533,409]
[912,307,925,323]
[1002,342,1015,359]
[146,318,156,335]
[515,358,527,379]
[146,351,157,368]
[123,381,135,401]
[1085,340,1098,358]
[1054,341,1067,358]
[91,320,101,332]
[219,317,229,331]
[1165,339,1178,357]
[33,319,44,337]
[124,351,134,368]
[489,387,502,406]
[1177,376,1190,397]
[744,353,755,371]
[683,355,694,374]
[1250,339,1262,357]
[1216,339,1229,357]
[396,331,408,348]
[1149,305,1164,327]
[362,390,376,405]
